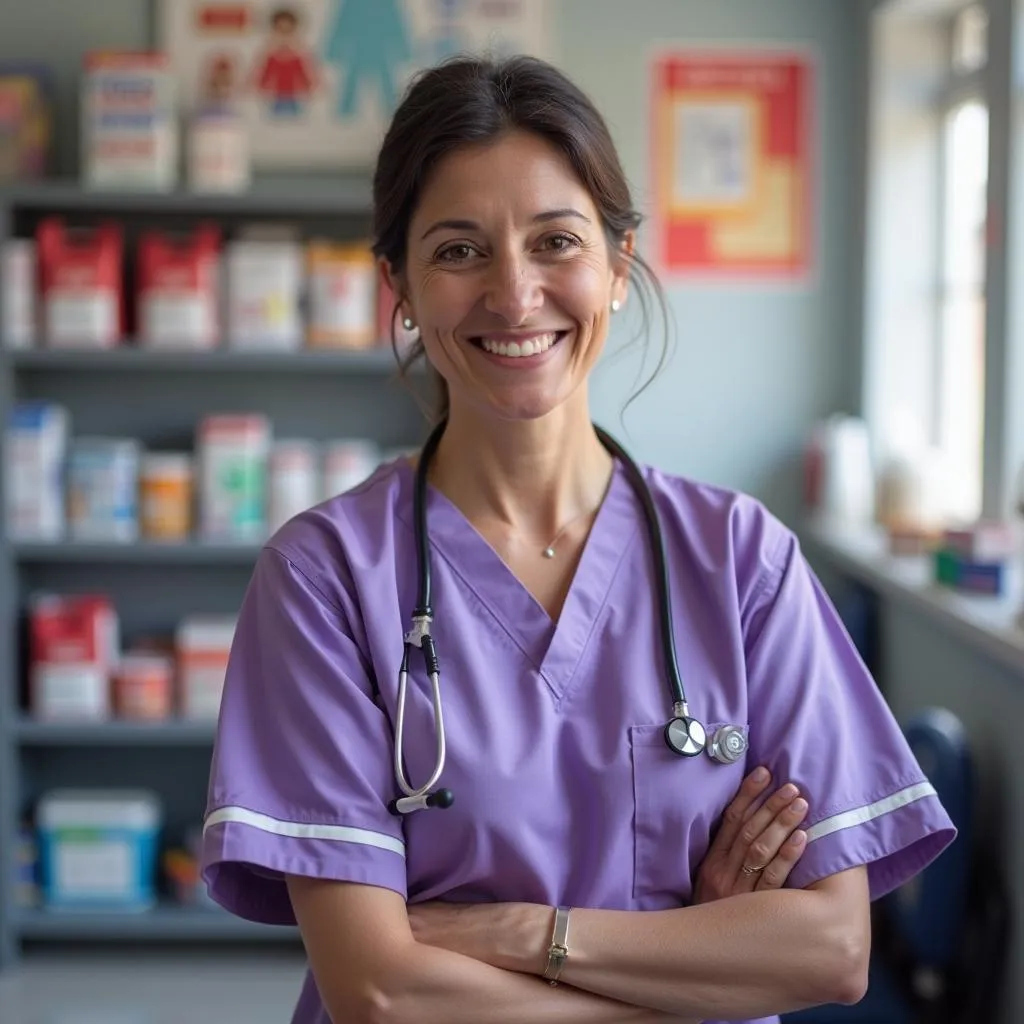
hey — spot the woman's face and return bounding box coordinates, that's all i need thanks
[389,130,631,423]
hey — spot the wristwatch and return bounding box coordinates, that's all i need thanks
[543,906,573,986]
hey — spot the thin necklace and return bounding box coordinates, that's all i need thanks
[541,507,596,559]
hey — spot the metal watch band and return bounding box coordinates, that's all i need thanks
[543,905,573,986]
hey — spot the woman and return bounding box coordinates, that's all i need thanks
[201,56,956,1024]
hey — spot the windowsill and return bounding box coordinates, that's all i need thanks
[798,515,1024,676]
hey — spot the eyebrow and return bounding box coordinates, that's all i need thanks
[420,208,591,240]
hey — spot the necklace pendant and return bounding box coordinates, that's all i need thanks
[542,546,556,559]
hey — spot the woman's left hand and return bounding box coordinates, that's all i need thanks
[692,767,808,903]
[407,900,548,974]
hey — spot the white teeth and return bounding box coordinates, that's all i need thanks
[480,332,559,357]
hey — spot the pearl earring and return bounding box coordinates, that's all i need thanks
[402,316,415,331]
[610,299,621,313]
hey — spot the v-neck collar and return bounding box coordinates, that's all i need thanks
[393,458,642,701]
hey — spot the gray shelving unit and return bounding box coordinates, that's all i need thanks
[0,181,429,967]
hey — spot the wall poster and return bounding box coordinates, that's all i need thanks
[158,0,554,170]
[650,49,815,280]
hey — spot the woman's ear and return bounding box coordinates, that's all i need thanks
[377,256,412,324]
[610,230,635,311]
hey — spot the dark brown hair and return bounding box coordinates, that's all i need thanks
[371,55,671,421]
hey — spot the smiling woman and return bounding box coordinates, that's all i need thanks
[200,55,957,1024]
[372,56,667,426]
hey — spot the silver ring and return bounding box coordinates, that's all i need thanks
[741,864,764,876]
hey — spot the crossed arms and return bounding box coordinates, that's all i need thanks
[286,769,870,1023]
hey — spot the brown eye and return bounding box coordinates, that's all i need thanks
[437,243,477,263]
[544,233,581,254]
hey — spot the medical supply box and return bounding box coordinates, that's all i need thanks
[36,789,162,912]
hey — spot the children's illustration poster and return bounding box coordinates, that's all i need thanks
[158,0,554,170]
[650,49,815,280]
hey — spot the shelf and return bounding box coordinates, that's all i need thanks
[0,177,372,216]
[5,346,404,373]
[800,516,1024,675]
[14,718,216,746]
[16,904,298,942]
[12,540,262,564]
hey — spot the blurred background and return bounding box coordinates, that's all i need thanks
[0,0,1019,1022]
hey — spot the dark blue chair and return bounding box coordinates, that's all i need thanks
[782,706,1006,1024]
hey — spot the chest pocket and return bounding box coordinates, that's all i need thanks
[630,722,749,907]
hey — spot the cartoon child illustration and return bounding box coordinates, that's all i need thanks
[250,6,318,117]
[201,54,237,111]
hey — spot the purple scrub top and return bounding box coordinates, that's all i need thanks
[201,456,956,1024]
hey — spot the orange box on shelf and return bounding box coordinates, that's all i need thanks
[139,452,194,541]
[306,241,377,349]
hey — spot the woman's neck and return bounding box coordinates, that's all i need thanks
[427,395,614,544]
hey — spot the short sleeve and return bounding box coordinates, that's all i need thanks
[200,546,406,925]
[744,527,957,900]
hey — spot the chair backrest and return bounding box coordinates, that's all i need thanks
[889,706,974,969]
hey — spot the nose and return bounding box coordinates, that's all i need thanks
[483,250,543,325]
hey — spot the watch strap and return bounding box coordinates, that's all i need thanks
[543,905,572,986]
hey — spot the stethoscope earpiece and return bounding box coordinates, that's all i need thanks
[389,788,455,816]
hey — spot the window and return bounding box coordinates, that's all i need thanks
[936,4,988,523]
[865,2,992,525]
[937,98,988,522]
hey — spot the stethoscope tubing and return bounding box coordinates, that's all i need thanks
[391,419,715,814]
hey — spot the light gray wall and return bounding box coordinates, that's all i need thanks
[0,0,865,525]
[560,0,865,521]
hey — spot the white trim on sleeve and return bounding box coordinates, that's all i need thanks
[805,781,938,844]
[204,805,406,857]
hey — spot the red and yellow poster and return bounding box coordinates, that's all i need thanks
[651,50,814,279]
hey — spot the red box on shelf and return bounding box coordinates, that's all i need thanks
[137,224,221,349]
[36,217,124,348]
[28,593,119,720]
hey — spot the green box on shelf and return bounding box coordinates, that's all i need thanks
[934,548,961,586]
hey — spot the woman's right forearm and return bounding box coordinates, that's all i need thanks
[356,939,697,1024]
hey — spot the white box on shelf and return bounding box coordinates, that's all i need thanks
[67,437,141,543]
[269,439,319,532]
[196,413,271,542]
[225,240,302,350]
[4,401,68,542]
[322,439,381,500]
[2,239,36,349]
[81,52,178,191]
[176,615,236,720]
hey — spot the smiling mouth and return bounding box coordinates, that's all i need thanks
[470,331,568,358]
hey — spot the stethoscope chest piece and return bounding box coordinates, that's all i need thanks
[664,714,707,757]
[708,724,748,765]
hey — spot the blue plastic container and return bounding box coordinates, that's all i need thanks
[36,789,162,912]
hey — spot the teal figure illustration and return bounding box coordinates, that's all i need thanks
[428,0,470,63]
[323,0,413,118]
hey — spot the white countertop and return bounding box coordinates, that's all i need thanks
[798,516,1024,677]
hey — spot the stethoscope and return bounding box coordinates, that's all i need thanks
[388,420,749,815]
